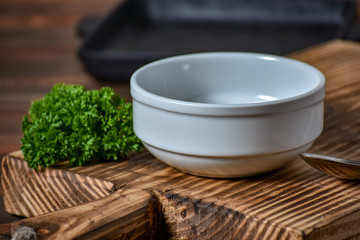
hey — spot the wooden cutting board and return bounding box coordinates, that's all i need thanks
[2,40,360,239]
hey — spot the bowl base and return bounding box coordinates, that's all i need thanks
[143,142,313,178]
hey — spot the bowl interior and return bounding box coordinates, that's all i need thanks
[134,53,323,105]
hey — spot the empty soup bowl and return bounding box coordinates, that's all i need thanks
[130,52,325,178]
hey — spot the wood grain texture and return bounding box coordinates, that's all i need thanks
[3,146,360,239]
[2,151,113,217]
[1,4,360,237]
[0,187,164,239]
[3,41,360,239]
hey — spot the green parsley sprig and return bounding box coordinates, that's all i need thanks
[21,83,143,169]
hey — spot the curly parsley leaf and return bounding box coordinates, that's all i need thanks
[21,83,143,169]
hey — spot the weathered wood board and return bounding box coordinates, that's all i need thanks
[2,40,360,239]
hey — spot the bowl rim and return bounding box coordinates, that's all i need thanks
[130,52,325,116]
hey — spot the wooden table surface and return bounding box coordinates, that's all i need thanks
[1,0,360,229]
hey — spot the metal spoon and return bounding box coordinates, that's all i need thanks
[299,153,360,180]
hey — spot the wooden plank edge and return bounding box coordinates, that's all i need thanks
[153,190,305,240]
[0,188,166,239]
[1,153,114,217]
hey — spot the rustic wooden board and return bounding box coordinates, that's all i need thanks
[2,40,360,239]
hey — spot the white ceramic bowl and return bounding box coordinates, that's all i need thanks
[130,52,325,178]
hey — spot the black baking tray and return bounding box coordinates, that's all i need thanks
[78,0,357,81]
